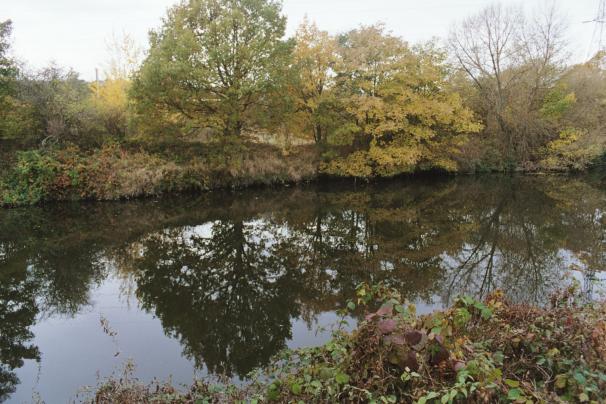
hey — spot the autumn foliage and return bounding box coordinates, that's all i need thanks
[1,1,606,205]
[90,282,606,403]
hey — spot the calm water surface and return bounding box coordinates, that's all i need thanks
[1,174,606,403]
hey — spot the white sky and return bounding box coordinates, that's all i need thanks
[1,0,602,81]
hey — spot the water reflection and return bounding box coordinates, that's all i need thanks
[131,221,303,376]
[1,174,606,401]
[0,264,39,402]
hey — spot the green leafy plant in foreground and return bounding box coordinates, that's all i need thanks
[92,283,606,403]
[0,150,59,205]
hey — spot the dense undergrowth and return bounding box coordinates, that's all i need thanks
[0,142,318,206]
[4,140,604,207]
[90,283,606,403]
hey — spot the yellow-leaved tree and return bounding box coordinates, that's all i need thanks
[538,52,606,171]
[90,33,142,138]
[321,25,482,177]
[289,17,338,145]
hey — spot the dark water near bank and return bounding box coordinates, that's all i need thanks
[1,174,606,403]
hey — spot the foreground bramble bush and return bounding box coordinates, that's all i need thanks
[0,149,60,205]
[90,283,606,403]
[0,143,318,206]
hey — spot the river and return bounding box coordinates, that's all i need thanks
[1,173,605,403]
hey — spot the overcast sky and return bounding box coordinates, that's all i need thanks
[2,0,602,81]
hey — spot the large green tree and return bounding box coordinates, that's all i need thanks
[0,20,16,98]
[0,20,19,141]
[132,0,292,137]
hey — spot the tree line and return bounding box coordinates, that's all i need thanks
[1,0,606,203]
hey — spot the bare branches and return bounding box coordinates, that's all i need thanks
[448,1,569,160]
[449,2,568,94]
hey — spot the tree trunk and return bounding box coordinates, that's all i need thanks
[313,123,323,144]
[225,114,243,137]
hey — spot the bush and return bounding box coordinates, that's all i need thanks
[0,150,60,205]
[254,283,606,403]
[89,283,606,403]
[0,142,318,206]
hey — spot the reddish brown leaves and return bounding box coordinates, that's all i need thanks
[377,319,397,334]
[404,330,423,346]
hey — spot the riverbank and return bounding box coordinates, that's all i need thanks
[90,283,606,403]
[0,142,319,207]
[2,140,602,208]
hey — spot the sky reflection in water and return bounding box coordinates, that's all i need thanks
[1,174,606,402]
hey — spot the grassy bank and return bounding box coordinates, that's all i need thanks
[0,142,318,206]
[3,140,604,208]
[89,283,606,403]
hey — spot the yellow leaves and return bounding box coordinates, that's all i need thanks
[368,144,421,176]
[88,78,131,136]
[293,19,336,77]
[290,18,337,141]
[289,21,483,177]
[348,95,384,125]
[546,128,583,152]
[320,144,424,178]
[537,127,604,171]
[555,374,567,389]
[320,151,373,178]
[428,157,458,172]
[90,78,130,112]
[290,21,483,177]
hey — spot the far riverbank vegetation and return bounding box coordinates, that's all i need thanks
[2,1,606,206]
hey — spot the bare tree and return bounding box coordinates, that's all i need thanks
[449,2,568,160]
[521,2,569,96]
[104,32,143,80]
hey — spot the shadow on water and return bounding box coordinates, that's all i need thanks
[1,172,606,401]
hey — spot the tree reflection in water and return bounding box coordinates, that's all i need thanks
[132,220,302,376]
[1,174,606,398]
[0,259,39,401]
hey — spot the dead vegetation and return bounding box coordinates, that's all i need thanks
[87,283,606,403]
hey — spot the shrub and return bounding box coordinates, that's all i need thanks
[0,150,60,205]
[0,142,318,206]
[73,144,169,200]
[89,283,606,403]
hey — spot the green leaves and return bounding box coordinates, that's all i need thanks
[1,150,60,205]
[457,296,493,320]
[400,369,421,383]
[507,388,522,401]
[417,391,440,404]
[290,382,302,395]
[453,307,471,327]
[77,279,606,404]
[573,371,587,386]
[441,389,458,403]
[504,379,520,388]
[335,372,350,385]
[266,382,280,400]
[540,86,576,120]
[133,0,292,136]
